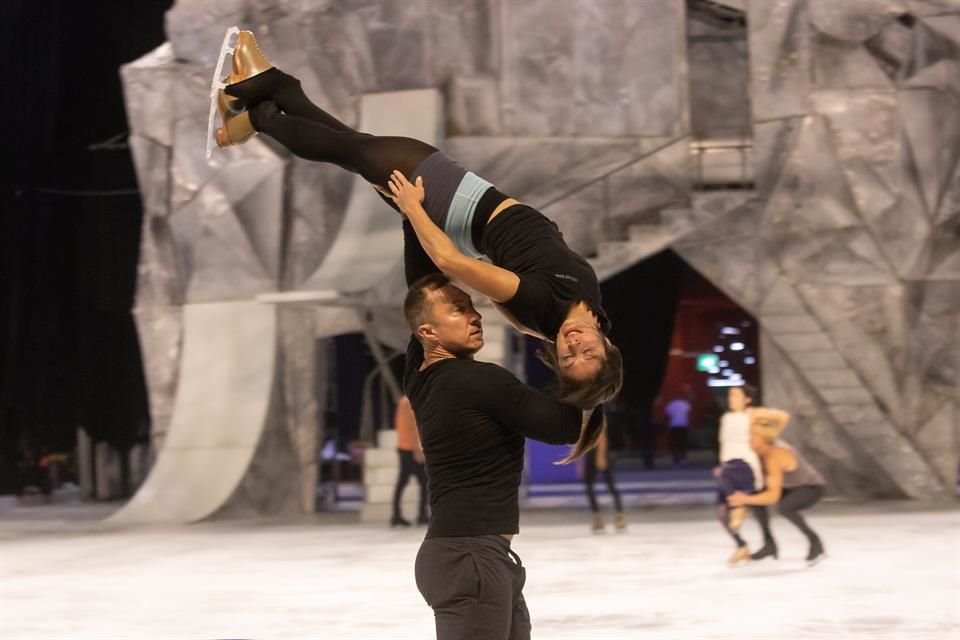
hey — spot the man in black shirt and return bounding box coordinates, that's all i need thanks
[401,220,582,640]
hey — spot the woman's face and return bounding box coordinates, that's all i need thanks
[728,387,750,412]
[556,319,606,382]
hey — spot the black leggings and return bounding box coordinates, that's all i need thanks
[777,485,823,544]
[226,69,437,189]
[392,449,428,520]
[583,452,623,513]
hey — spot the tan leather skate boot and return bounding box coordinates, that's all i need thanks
[214,90,255,148]
[591,513,605,534]
[614,512,627,532]
[728,546,750,566]
[232,31,274,82]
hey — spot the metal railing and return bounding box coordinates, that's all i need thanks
[690,137,754,190]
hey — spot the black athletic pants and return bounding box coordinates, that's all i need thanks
[415,535,530,640]
[777,485,823,544]
[669,427,688,464]
[392,449,428,521]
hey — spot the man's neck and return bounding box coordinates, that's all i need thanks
[420,345,472,369]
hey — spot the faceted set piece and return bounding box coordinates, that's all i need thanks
[120,0,958,522]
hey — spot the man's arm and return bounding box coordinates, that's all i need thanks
[492,302,548,340]
[749,407,791,434]
[476,364,582,444]
[730,449,791,506]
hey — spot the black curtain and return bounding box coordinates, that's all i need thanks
[602,250,684,420]
[1,0,171,489]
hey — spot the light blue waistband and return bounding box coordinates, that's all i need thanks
[444,171,493,259]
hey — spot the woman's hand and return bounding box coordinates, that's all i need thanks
[727,491,747,507]
[386,170,425,216]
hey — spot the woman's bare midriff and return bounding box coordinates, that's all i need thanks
[486,197,520,224]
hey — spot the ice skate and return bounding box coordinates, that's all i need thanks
[205,26,241,158]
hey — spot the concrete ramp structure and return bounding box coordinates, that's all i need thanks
[116,88,443,524]
[110,301,292,524]
[259,89,444,524]
[259,88,444,346]
[302,89,442,298]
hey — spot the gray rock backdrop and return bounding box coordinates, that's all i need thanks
[122,0,959,515]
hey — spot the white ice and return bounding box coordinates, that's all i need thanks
[1,504,958,639]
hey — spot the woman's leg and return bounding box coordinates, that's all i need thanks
[583,456,599,514]
[716,503,747,548]
[392,450,415,525]
[249,101,437,188]
[603,467,623,514]
[226,68,353,131]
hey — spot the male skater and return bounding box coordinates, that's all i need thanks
[401,219,583,640]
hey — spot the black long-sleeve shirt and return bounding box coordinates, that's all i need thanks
[483,204,611,338]
[402,220,581,537]
[404,338,581,537]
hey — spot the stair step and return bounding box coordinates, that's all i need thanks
[806,369,863,389]
[819,386,876,405]
[829,403,886,425]
[627,225,664,242]
[762,314,821,335]
[775,333,835,352]
[791,350,848,370]
[659,208,695,234]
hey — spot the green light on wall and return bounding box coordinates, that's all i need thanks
[696,353,719,372]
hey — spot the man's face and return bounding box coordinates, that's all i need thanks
[749,431,768,453]
[555,319,606,382]
[420,285,484,355]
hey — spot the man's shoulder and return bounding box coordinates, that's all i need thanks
[417,357,505,381]
[769,446,796,467]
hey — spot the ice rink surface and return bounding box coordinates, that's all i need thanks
[1,503,958,639]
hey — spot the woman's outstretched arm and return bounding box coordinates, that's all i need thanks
[386,170,521,303]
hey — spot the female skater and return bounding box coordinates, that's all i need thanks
[215,32,622,457]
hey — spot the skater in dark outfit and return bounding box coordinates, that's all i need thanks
[583,422,626,534]
[390,395,429,528]
[399,225,585,638]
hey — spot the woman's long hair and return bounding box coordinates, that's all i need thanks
[538,337,623,463]
[537,337,624,411]
[556,405,606,464]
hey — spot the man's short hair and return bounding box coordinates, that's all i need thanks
[404,273,451,333]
